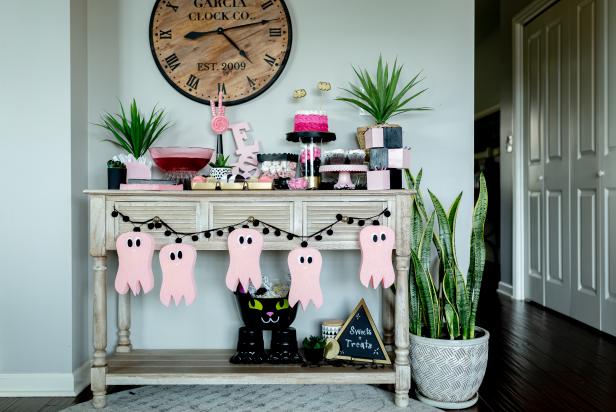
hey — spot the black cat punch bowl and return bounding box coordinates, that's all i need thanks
[231,290,302,364]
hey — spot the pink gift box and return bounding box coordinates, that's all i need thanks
[367,170,390,190]
[365,127,385,149]
[388,148,411,169]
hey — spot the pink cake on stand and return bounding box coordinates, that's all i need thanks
[293,111,329,133]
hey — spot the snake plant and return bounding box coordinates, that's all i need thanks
[406,170,488,340]
[337,56,430,125]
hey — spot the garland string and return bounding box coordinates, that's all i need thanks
[111,208,392,247]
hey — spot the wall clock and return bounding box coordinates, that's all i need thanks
[149,0,292,106]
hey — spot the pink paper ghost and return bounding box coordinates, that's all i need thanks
[225,228,263,291]
[288,247,323,310]
[115,232,155,295]
[359,226,396,289]
[159,244,197,307]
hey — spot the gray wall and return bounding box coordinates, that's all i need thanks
[87,0,475,350]
[475,30,501,115]
[0,0,89,386]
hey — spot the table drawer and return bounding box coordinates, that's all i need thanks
[303,201,389,244]
[107,201,202,250]
[208,201,294,243]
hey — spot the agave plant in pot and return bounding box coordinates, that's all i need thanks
[406,170,489,410]
[97,99,171,180]
[209,154,232,181]
[337,56,430,150]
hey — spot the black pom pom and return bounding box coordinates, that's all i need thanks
[164,230,172,237]
[336,214,343,221]
[347,218,354,224]
[242,225,250,229]
[274,230,281,237]
[384,210,391,218]
[147,223,155,230]
[175,238,182,244]
[327,229,334,236]
[217,230,224,237]
[122,216,130,222]
[373,220,380,226]
[287,234,294,240]
[111,211,119,218]
[205,232,211,239]
[253,220,260,227]
[263,228,270,235]
[358,220,365,226]
[228,227,235,233]
[315,235,323,241]
[133,227,141,232]
[192,235,199,241]
[154,222,162,229]
[301,241,308,248]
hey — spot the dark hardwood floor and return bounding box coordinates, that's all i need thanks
[2,293,615,412]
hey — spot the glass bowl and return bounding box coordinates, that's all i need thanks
[149,147,215,174]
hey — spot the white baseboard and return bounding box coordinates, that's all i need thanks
[0,360,90,397]
[497,281,514,297]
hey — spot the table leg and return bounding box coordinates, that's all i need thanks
[394,253,411,407]
[382,287,395,351]
[92,256,107,409]
[117,293,132,353]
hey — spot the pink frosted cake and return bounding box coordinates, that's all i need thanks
[293,111,329,132]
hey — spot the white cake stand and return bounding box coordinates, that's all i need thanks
[320,164,368,189]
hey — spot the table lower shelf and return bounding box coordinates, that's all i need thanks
[106,349,395,385]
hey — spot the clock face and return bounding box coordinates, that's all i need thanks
[149,0,292,106]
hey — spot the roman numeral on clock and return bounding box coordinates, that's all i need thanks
[264,54,277,67]
[261,0,274,10]
[187,74,200,90]
[246,76,256,88]
[269,28,282,37]
[164,53,180,71]
[166,2,179,12]
[159,29,172,39]
[218,82,227,95]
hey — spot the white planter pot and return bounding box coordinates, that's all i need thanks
[210,167,232,181]
[410,327,490,410]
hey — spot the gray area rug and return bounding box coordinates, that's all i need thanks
[64,385,439,411]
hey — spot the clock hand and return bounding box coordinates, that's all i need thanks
[219,31,253,63]
[184,18,279,40]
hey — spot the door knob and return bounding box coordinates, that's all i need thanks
[598,170,605,177]
[538,175,544,181]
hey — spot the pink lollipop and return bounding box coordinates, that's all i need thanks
[210,91,228,134]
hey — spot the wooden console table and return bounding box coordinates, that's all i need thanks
[85,190,413,408]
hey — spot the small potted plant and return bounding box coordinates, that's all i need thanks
[209,154,232,181]
[96,99,171,180]
[302,335,327,364]
[337,56,430,149]
[406,170,489,410]
[106,159,126,189]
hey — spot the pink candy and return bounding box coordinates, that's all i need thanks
[300,147,321,163]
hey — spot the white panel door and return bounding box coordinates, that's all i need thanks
[524,15,546,305]
[601,0,615,335]
[523,1,570,310]
[543,2,571,314]
[569,0,601,329]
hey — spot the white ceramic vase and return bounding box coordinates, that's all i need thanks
[410,327,490,410]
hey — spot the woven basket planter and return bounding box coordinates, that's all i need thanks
[410,327,489,409]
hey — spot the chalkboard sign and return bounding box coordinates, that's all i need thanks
[334,299,391,365]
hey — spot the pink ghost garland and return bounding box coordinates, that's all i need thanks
[115,232,155,295]
[288,247,323,310]
[359,226,396,289]
[159,244,197,307]
[229,122,260,179]
[225,228,263,292]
